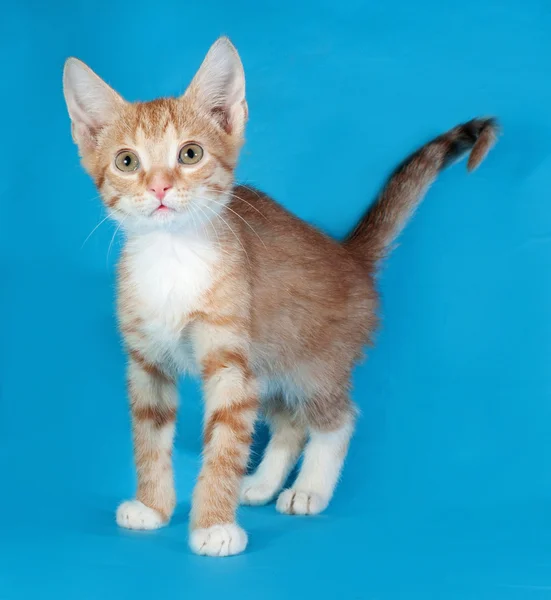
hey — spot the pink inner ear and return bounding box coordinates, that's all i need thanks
[72,121,96,152]
[211,106,232,135]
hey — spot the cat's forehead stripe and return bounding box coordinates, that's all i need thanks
[134,100,174,138]
[131,120,184,170]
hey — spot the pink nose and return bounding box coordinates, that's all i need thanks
[149,177,173,201]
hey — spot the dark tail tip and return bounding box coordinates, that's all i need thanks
[442,117,500,172]
[466,118,499,171]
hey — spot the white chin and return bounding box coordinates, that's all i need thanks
[152,210,176,221]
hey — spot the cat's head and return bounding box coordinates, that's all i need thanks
[63,37,247,233]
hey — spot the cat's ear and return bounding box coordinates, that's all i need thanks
[185,37,247,137]
[63,58,125,152]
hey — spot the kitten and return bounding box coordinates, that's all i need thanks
[63,37,498,557]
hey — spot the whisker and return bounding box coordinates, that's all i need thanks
[187,201,201,240]
[204,196,268,252]
[106,216,127,266]
[203,186,268,221]
[237,183,262,199]
[199,202,251,266]
[80,213,111,249]
[191,209,230,258]
[186,204,231,263]
[192,202,223,250]
[85,193,106,204]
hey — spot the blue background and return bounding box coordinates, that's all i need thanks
[1,1,550,598]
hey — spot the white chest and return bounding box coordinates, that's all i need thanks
[123,231,219,369]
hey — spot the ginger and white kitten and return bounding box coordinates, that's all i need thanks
[63,37,497,557]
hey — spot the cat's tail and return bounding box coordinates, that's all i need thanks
[344,117,499,269]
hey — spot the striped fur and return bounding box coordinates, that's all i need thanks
[63,37,499,557]
[345,118,499,266]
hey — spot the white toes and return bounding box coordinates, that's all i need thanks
[276,489,328,515]
[240,476,277,505]
[189,523,248,557]
[116,500,166,530]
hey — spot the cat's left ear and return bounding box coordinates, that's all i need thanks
[185,37,248,137]
[63,58,126,153]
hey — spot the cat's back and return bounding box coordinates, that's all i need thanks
[228,185,376,371]
[230,185,345,257]
[229,184,368,281]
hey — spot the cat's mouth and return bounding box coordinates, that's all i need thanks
[152,203,175,217]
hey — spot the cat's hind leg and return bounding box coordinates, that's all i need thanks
[241,406,306,506]
[276,389,355,516]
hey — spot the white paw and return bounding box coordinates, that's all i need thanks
[240,475,277,505]
[276,489,329,515]
[116,500,166,530]
[189,523,248,557]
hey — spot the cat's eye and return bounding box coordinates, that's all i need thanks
[115,150,140,172]
[179,143,204,165]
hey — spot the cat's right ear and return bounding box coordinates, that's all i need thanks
[63,58,125,153]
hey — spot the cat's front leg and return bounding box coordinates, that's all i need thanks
[116,350,178,530]
[190,337,258,557]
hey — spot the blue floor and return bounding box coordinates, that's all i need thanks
[2,1,551,598]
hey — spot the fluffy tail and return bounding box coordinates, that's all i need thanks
[344,117,499,269]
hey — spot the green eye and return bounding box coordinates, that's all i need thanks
[179,143,203,165]
[115,150,140,172]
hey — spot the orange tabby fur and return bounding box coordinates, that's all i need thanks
[63,37,498,556]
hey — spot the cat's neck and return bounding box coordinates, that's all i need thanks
[125,225,216,256]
